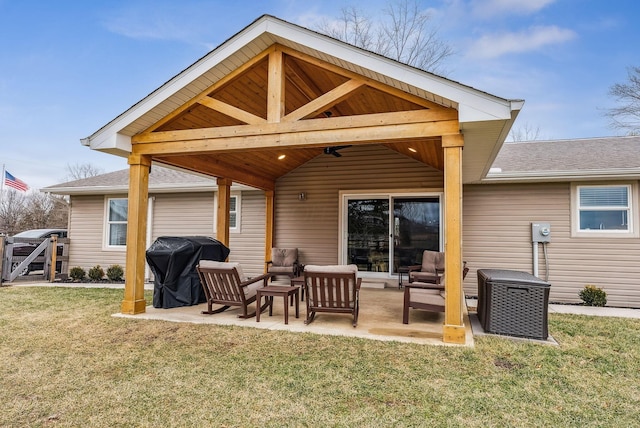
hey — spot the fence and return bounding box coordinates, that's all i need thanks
[0,235,70,283]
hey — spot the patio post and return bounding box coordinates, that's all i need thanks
[442,134,465,344]
[216,178,232,248]
[265,190,274,272]
[121,154,151,314]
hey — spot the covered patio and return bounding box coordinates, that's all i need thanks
[81,15,521,344]
[116,283,475,346]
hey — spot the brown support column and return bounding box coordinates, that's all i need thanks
[121,154,151,314]
[442,134,465,344]
[264,190,274,272]
[216,178,232,248]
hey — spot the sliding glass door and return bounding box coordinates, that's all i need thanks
[344,194,441,275]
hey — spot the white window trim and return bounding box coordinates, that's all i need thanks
[213,192,241,234]
[571,182,638,238]
[103,196,128,251]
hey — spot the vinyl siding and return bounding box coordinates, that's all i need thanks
[275,144,444,267]
[67,191,266,279]
[463,182,640,308]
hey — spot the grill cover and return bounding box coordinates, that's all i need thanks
[146,236,230,308]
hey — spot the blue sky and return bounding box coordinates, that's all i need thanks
[1,0,638,190]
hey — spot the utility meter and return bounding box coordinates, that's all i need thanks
[531,222,551,243]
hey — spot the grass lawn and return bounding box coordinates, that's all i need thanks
[1,286,639,427]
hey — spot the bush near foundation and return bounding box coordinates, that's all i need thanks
[579,285,607,307]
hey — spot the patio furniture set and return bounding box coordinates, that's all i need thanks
[196,249,462,328]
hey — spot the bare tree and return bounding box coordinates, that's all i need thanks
[605,66,640,135]
[316,0,453,74]
[0,190,27,235]
[64,163,104,181]
[19,192,68,230]
[509,122,541,142]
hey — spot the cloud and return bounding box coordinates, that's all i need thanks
[466,25,576,59]
[471,0,556,19]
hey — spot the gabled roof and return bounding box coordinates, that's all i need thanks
[484,136,640,182]
[81,14,523,184]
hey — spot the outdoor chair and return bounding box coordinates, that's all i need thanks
[196,260,272,318]
[303,264,362,327]
[403,262,470,324]
[266,248,300,281]
[407,250,445,286]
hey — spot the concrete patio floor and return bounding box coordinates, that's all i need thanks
[114,285,475,347]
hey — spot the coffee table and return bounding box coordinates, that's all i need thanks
[256,285,299,325]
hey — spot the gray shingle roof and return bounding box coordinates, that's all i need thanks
[44,165,218,194]
[489,136,640,178]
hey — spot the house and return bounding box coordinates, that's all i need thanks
[46,136,640,311]
[464,136,640,308]
[50,14,529,344]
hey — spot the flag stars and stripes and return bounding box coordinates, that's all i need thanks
[4,171,29,192]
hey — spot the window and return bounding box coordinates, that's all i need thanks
[106,198,128,247]
[229,195,239,230]
[573,184,636,236]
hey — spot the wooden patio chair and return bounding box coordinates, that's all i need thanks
[303,264,361,327]
[266,248,300,281]
[407,250,445,286]
[403,262,470,324]
[196,260,272,318]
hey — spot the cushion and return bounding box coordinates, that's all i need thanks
[271,248,298,267]
[198,260,247,282]
[304,264,358,273]
[421,251,444,273]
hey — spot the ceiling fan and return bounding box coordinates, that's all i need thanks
[323,145,352,157]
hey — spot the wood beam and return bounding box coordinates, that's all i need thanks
[264,190,274,273]
[155,156,275,191]
[267,50,285,123]
[121,154,151,314]
[280,44,451,111]
[140,47,274,134]
[441,134,465,344]
[198,96,267,125]
[282,79,365,122]
[133,118,460,156]
[216,178,232,247]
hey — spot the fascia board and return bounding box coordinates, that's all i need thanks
[83,17,275,149]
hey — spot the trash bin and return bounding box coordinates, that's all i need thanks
[477,269,551,340]
[146,236,230,309]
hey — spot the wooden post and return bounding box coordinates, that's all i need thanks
[216,178,232,248]
[49,235,58,282]
[267,49,285,123]
[121,154,151,315]
[442,134,465,344]
[264,190,274,272]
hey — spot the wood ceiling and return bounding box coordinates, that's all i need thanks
[131,45,458,190]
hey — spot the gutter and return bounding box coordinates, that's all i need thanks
[480,168,640,184]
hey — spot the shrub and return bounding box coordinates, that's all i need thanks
[88,265,105,281]
[106,265,124,281]
[69,266,86,281]
[579,285,607,307]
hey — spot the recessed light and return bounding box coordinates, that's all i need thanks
[408,147,417,153]
[278,154,286,160]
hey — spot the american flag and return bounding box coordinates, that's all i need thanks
[4,171,29,192]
